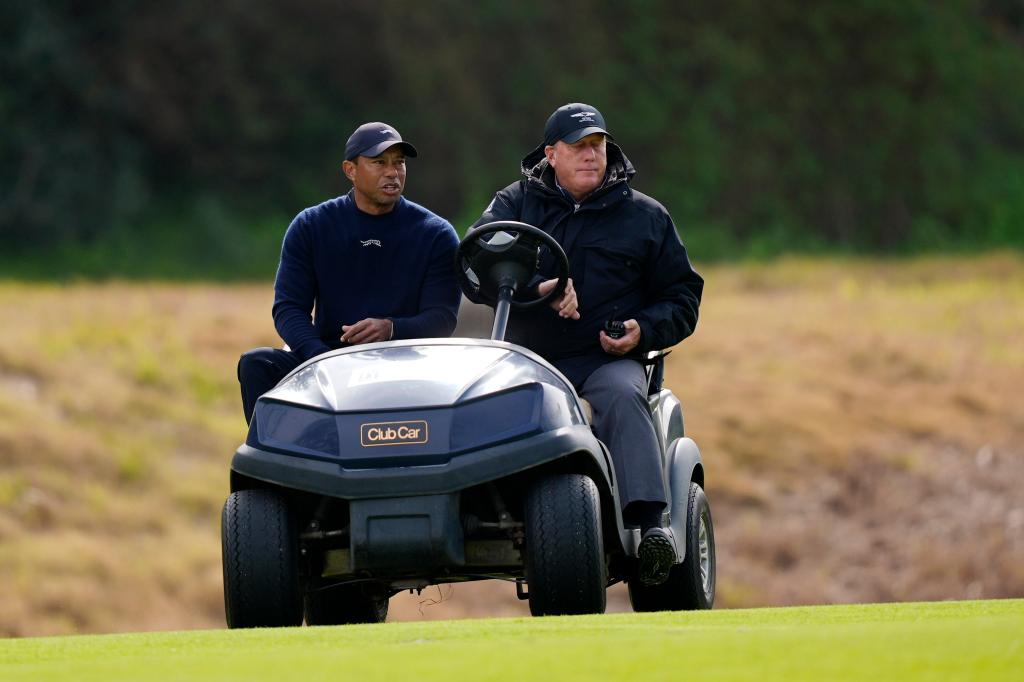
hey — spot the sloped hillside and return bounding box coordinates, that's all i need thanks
[1,254,1021,636]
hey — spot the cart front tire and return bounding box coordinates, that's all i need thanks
[222,488,304,628]
[524,472,607,616]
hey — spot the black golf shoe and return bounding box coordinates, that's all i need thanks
[638,527,675,586]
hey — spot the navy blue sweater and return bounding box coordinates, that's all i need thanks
[272,192,461,361]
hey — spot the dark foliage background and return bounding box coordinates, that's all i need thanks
[2,0,1023,277]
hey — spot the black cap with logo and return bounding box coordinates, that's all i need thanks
[344,122,419,161]
[543,103,613,146]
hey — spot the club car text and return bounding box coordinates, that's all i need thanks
[360,420,429,447]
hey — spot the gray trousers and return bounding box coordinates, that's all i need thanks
[579,359,668,511]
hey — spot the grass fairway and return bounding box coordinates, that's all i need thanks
[1,600,1021,681]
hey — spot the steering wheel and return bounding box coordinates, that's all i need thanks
[455,221,570,310]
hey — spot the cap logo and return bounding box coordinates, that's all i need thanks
[570,111,598,123]
[360,239,382,247]
[379,128,392,135]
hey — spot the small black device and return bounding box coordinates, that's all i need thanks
[604,320,626,339]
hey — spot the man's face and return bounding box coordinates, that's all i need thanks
[544,133,607,202]
[342,146,407,214]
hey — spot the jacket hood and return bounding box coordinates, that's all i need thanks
[520,139,636,193]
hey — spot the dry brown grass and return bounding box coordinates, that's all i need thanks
[1,253,1022,636]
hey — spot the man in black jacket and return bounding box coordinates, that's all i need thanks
[472,103,704,585]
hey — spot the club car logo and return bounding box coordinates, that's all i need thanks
[360,420,429,447]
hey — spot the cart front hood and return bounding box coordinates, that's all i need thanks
[261,341,569,412]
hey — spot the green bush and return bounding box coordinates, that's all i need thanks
[2,0,1023,277]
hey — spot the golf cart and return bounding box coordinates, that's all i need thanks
[221,221,715,627]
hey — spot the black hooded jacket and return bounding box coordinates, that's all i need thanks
[471,141,704,387]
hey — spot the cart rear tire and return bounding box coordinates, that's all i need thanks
[305,582,389,625]
[222,488,304,628]
[628,481,716,611]
[524,472,607,616]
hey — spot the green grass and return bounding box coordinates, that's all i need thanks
[1,600,1021,681]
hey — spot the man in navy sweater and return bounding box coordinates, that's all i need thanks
[238,122,461,423]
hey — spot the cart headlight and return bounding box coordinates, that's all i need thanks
[255,402,339,457]
[449,383,542,452]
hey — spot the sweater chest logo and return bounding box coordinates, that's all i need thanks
[360,239,382,247]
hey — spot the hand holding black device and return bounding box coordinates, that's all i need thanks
[604,320,626,339]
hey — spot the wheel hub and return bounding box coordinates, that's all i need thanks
[698,513,711,596]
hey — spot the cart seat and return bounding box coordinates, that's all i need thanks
[579,398,593,423]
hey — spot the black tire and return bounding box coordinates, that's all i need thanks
[523,472,607,616]
[305,582,389,625]
[222,489,304,628]
[628,482,716,611]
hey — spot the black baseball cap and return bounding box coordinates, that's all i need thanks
[344,122,418,161]
[543,103,613,146]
